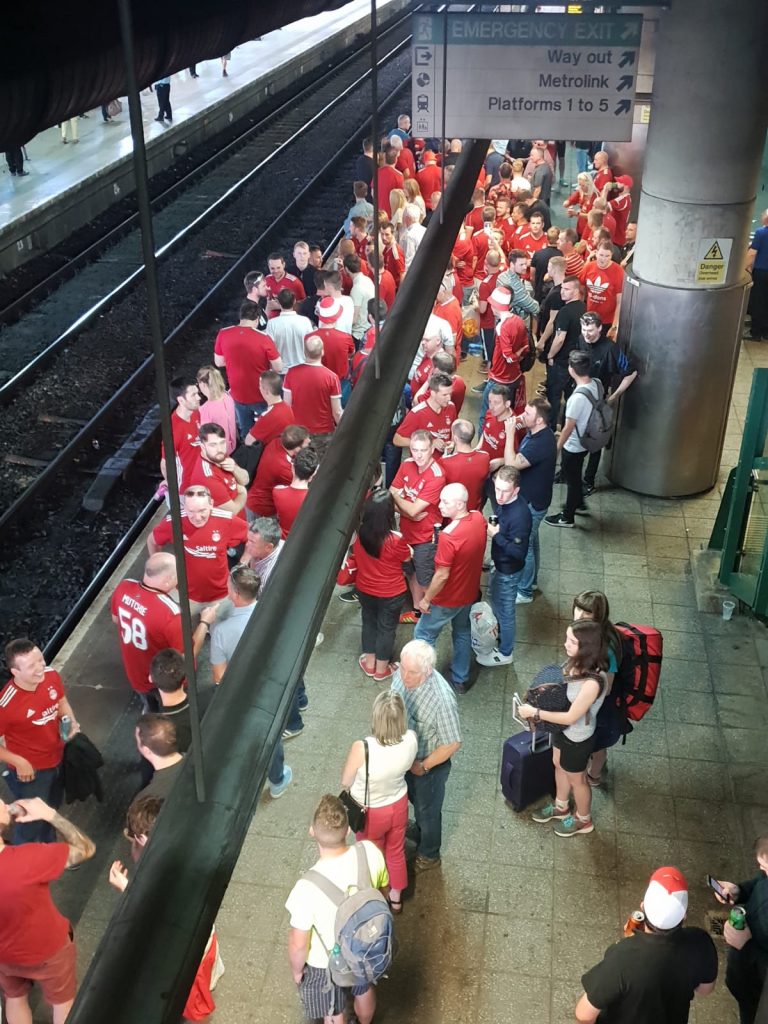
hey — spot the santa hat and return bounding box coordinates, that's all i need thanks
[317,296,343,324]
[488,287,512,313]
[643,867,688,929]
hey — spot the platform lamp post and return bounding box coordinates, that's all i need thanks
[116,0,205,801]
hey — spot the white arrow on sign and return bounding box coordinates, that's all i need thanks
[621,22,640,40]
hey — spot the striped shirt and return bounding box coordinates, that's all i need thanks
[391,670,461,760]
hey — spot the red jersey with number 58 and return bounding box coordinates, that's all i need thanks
[111,581,183,693]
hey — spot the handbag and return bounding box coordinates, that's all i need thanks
[107,99,123,117]
[524,663,571,734]
[338,740,369,833]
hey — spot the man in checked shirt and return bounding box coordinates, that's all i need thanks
[390,640,462,873]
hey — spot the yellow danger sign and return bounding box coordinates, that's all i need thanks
[695,237,732,285]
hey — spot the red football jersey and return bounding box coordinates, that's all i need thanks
[152,510,248,602]
[161,409,201,490]
[396,148,416,179]
[284,364,341,435]
[477,413,513,462]
[579,260,625,324]
[0,844,70,965]
[352,531,411,598]
[433,511,487,607]
[316,327,355,382]
[247,437,293,517]
[383,244,405,287]
[247,402,295,447]
[213,326,280,403]
[111,581,183,693]
[489,314,529,387]
[594,167,613,192]
[441,449,491,512]
[391,458,445,545]
[416,164,441,208]
[396,400,457,454]
[377,271,396,312]
[478,272,500,330]
[451,239,475,287]
[609,192,632,246]
[186,456,240,511]
[273,485,309,539]
[464,207,485,234]
[374,165,404,217]
[433,298,463,347]
[0,669,65,770]
[265,273,306,319]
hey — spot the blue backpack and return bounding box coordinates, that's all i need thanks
[305,843,393,988]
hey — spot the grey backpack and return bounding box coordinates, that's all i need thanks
[574,380,614,452]
[304,843,393,988]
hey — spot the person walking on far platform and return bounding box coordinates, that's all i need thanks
[154,76,172,124]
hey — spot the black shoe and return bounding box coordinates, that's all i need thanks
[471,382,486,394]
[17,170,29,176]
[338,589,358,604]
[553,470,563,484]
[575,505,590,515]
[583,483,595,496]
[452,680,474,695]
[545,512,575,528]
[154,116,164,122]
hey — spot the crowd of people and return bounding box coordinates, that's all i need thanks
[0,124,765,1024]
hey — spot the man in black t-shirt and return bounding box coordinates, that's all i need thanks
[545,276,585,429]
[150,648,191,753]
[576,866,717,1024]
[530,228,561,303]
[577,311,638,494]
[536,255,566,360]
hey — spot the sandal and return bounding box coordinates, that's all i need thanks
[388,899,403,915]
[358,655,376,678]
[399,610,418,624]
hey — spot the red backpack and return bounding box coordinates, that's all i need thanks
[613,623,663,722]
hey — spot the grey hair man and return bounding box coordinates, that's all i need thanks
[390,639,462,872]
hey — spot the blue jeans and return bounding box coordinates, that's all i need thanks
[268,741,286,786]
[5,765,63,844]
[414,603,472,685]
[406,759,451,860]
[477,379,494,434]
[285,678,307,732]
[489,567,523,655]
[381,437,402,488]
[576,147,590,173]
[481,326,496,365]
[518,504,548,599]
[340,378,352,408]
[234,400,267,438]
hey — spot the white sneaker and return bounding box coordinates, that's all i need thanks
[516,593,533,605]
[475,648,514,667]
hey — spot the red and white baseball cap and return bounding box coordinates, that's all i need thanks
[643,867,688,929]
[317,296,343,323]
[488,286,512,313]
[615,174,634,189]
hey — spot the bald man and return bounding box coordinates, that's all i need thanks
[413,483,488,695]
[111,554,184,709]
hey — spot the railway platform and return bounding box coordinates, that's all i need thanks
[0,0,408,276]
[14,345,768,1023]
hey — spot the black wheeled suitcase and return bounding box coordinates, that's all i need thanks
[500,730,555,811]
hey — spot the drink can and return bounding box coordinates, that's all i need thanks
[624,910,644,936]
[60,715,72,742]
[433,524,442,544]
[729,906,747,930]
[488,515,499,527]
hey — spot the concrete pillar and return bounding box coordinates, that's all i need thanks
[608,0,768,497]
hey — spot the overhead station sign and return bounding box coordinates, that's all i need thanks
[412,12,642,142]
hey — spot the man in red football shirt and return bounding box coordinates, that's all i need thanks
[477,384,516,474]
[247,425,311,518]
[186,423,249,515]
[265,253,306,319]
[315,298,355,389]
[214,300,282,437]
[0,640,80,844]
[592,150,613,193]
[273,447,319,539]
[373,147,404,218]
[464,188,487,235]
[148,487,248,608]
[414,483,487,693]
[111,553,183,706]
[283,335,342,458]
[602,175,633,246]
[417,151,441,210]
[394,372,457,456]
[380,222,406,289]
[441,420,491,513]
[413,351,466,415]
[390,431,445,618]
[493,197,517,252]
[408,332,445,394]
[558,228,585,277]
[0,795,95,1022]
[521,212,548,264]
[160,377,202,491]
[389,133,415,179]
[478,287,530,429]
[245,371,296,449]
[579,241,625,339]
[476,250,502,371]
[433,272,463,353]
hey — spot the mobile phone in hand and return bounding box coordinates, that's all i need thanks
[707,875,733,901]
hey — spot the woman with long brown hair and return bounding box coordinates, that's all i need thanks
[518,618,607,837]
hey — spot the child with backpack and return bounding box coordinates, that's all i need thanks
[285,794,392,1024]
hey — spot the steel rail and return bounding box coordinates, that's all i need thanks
[0,5,416,329]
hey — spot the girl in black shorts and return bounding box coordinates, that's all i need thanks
[518,619,607,837]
